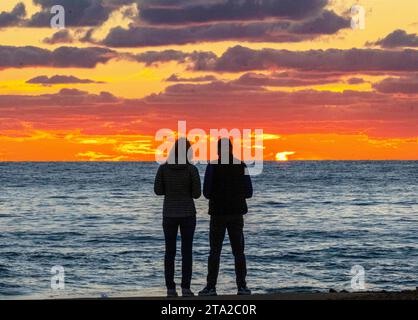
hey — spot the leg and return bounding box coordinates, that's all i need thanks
[227,215,247,288]
[207,216,227,288]
[179,216,196,289]
[163,217,179,290]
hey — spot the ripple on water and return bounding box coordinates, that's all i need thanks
[1,161,417,298]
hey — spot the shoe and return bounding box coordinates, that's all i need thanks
[167,289,178,298]
[198,286,217,297]
[181,288,195,297]
[237,287,251,295]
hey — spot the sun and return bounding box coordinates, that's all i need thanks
[275,151,295,162]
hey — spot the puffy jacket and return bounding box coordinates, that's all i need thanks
[154,163,201,217]
[203,160,253,216]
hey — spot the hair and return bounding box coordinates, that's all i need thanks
[168,138,192,164]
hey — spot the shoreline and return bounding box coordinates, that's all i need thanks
[78,290,418,301]
[5,289,418,301]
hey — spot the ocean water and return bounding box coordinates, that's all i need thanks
[0,161,417,299]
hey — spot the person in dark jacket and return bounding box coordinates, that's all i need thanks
[199,138,253,296]
[154,138,201,297]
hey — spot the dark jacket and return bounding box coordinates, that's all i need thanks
[203,160,253,216]
[154,163,201,218]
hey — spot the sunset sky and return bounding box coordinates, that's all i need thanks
[0,0,417,161]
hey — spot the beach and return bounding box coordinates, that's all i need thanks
[84,290,418,300]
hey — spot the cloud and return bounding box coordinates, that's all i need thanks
[373,29,418,48]
[289,10,349,34]
[373,75,418,94]
[141,80,418,138]
[1,83,417,138]
[26,75,104,85]
[0,88,119,109]
[200,45,418,72]
[102,13,348,47]
[145,80,395,109]
[133,50,217,68]
[79,28,95,43]
[232,71,341,87]
[4,43,418,76]
[103,22,290,47]
[43,30,74,44]
[100,0,348,47]
[0,46,117,69]
[138,0,328,25]
[346,77,365,85]
[166,74,217,82]
[0,3,26,28]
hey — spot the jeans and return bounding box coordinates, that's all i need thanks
[163,216,196,290]
[206,215,247,289]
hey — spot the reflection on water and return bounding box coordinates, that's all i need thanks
[0,161,417,298]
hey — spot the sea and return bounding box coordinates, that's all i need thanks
[0,161,417,299]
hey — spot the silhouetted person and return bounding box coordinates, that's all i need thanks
[154,138,201,297]
[199,138,253,296]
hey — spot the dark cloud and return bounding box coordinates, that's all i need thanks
[26,75,104,85]
[373,29,418,48]
[102,21,288,47]
[0,3,26,28]
[110,0,139,6]
[138,0,327,25]
[373,75,418,94]
[0,88,119,109]
[166,74,217,82]
[290,10,349,35]
[25,0,137,28]
[102,10,349,48]
[134,50,193,64]
[0,46,117,69]
[79,28,95,43]
[147,81,256,106]
[232,71,340,87]
[43,30,74,44]
[52,47,117,68]
[347,77,365,85]
[132,81,268,107]
[202,45,418,72]
[100,0,348,47]
[133,50,217,68]
[27,0,112,27]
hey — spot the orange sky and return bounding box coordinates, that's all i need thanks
[0,0,417,161]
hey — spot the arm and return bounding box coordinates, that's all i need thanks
[190,166,202,199]
[203,164,214,199]
[244,164,253,199]
[154,165,165,196]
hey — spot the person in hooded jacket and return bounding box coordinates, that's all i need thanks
[199,138,253,296]
[154,138,201,297]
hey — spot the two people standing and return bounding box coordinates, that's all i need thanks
[154,138,253,297]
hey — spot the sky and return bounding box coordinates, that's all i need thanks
[0,0,417,161]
